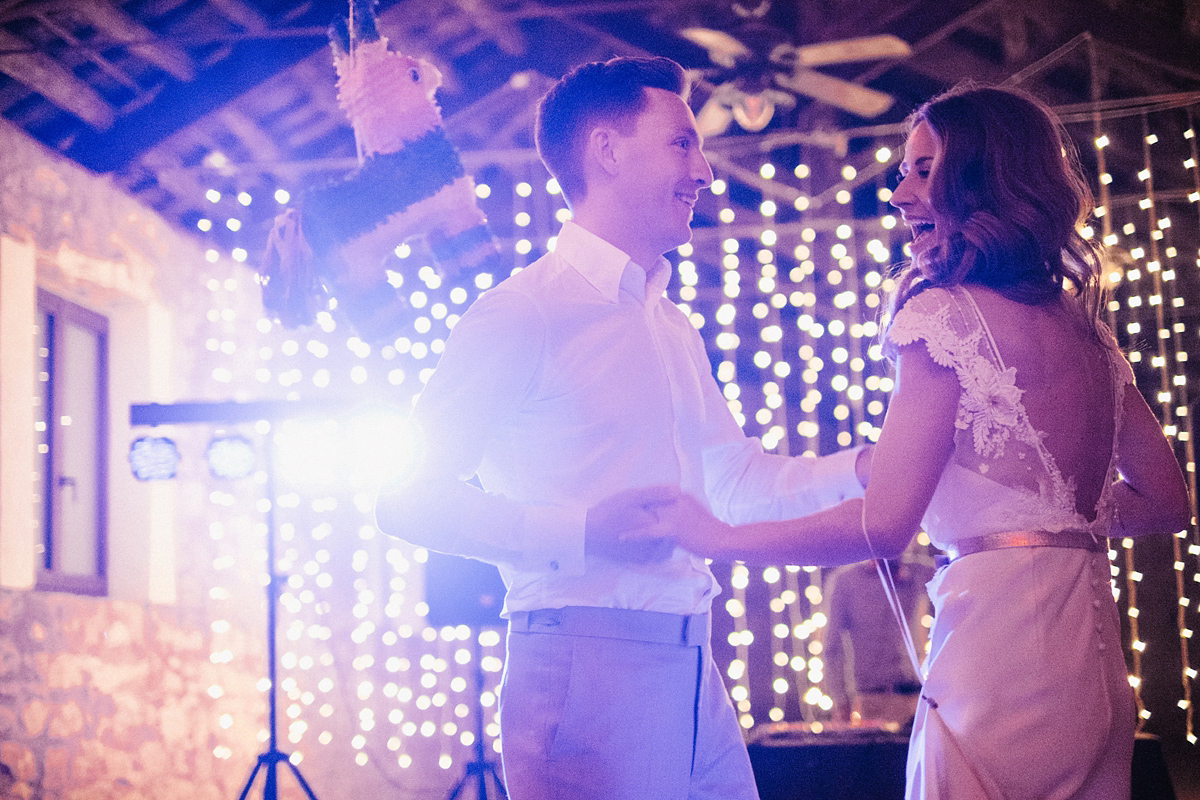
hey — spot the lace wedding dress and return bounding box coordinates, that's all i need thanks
[887,285,1137,800]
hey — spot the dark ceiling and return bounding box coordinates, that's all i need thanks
[2,0,1199,260]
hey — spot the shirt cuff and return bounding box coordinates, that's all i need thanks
[813,445,867,502]
[521,503,587,576]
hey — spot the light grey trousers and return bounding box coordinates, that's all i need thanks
[499,606,760,800]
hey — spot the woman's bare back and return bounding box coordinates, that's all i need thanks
[965,286,1116,520]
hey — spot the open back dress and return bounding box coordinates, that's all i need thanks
[887,284,1137,800]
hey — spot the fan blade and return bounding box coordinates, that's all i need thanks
[680,26,752,68]
[775,68,896,117]
[696,95,735,136]
[792,34,912,67]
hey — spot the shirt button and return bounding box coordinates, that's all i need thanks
[549,560,559,571]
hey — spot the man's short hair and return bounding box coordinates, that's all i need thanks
[535,57,688,207]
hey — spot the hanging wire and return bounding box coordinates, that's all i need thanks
[1083,28,1198,743]
[1140,110,1195,737]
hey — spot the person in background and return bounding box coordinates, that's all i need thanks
[621,83,1190,799]
[821,541,934,729]
[375,56,870,800]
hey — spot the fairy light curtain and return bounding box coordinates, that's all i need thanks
[1074,98,1200,745]
[183,102,1197,795]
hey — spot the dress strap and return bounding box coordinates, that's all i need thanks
[944,529,1105,562]
[871,558,926,681]
[955,287,1006,369]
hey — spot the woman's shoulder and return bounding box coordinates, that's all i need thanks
[888,285,970,346]
[885,285,985,377]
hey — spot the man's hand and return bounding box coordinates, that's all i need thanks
[855,444,874,490]
[621,492,732,558]
[585,485,680,563]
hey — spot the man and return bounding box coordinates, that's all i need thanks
[375,56,868,800]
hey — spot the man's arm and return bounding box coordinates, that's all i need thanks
[374,289,588,574]
[682,318,868,525]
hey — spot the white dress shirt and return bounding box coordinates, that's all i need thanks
[376,220,863,616]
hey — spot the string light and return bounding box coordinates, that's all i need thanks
[192,177,517,778]
[1081,104,1199,744]
[681,112,1194,744]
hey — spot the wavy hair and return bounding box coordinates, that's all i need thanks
[888,84,1106,340]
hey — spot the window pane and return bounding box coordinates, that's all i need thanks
[35,289,108,595]
[55,320,102,577]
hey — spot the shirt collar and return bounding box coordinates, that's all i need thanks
[555,220,672,304]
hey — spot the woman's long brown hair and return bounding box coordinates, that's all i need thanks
[886,84,1107,344]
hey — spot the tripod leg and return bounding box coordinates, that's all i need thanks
[264,757,278,800]
[486,761,508,799]
[443,771,471,800]
[237,756,266,800]
[285,759,321,800]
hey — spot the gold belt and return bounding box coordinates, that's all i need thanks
[943,529,1105,563]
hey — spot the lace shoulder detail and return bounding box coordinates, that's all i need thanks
[887,287,1024,459]
[888,287,963,368]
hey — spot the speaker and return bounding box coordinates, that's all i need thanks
[423,551,507,628]
[1132,733,1176,800]
[748,727,908,800]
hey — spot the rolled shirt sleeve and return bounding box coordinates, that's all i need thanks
[686,307,865,525]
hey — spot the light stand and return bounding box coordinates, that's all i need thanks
[443,632,507,800]
[236,439,319,800]
[132,400,347,800]
[423,552,508,800]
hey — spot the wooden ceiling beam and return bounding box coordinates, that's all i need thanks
[215,106,285,167]
[204,0,270,33]
[446,0,528,56]
[0,27,114,129]
[70,0,196,81]
[853,0,1010,86]
[63,0,362,173]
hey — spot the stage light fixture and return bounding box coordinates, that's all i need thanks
[128,436,181,481]
[206,433,257,480]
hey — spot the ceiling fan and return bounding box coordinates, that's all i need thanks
[680,3,911,134]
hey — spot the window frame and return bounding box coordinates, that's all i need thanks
[34,289,109,596]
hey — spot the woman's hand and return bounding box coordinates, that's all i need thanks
[585,485,680,563]
[622,492,733,559]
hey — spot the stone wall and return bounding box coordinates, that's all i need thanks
[0,115,485,800]
[0,590,267,800]
[0,118,322,800]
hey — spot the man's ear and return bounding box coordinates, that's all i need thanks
[586,125,621,178]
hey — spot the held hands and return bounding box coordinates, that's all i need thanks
[585,485,732,563]
[584,485,680,564]
[624,491,732,558]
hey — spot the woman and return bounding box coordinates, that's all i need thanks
[628,84,1190,799]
